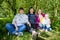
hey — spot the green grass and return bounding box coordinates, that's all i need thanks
[0,30,60,40]
[0,32,31,40]
[0,18,60,40]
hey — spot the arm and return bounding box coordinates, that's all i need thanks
[26,21,31,27]
[46,19,51,25]
[49,19,51,24]
[36,15,40,24]
[14,21,18,31]
[12,15,18,31]
[26,15,31,27]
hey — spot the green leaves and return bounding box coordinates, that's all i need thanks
[0,0,60,31]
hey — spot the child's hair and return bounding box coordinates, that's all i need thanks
[19,7,24,11]
[36,9,42,15]
[36,9,45,17]
[28,7,35,14]
[45,14,49,17]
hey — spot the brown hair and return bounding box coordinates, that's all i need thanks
[36,9,42,15]
[19,7,24,11]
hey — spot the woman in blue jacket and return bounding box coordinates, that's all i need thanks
[27,7,36,29]
[26,7,40,40]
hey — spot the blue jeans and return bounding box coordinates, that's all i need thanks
[39,24,46,30]
[41,24,51,31]
[46,26,52,31]
[6,23,26,34]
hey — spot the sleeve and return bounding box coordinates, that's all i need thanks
[12,14,18,24]
[25,15,29,23]
[36,15,40,24]
[49,19,51,24]
[41,13,45,17]
[27,14,30,19]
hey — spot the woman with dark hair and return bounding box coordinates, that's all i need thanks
[28,7,35,14]
[27,7,36,29]
[26,7,40,40]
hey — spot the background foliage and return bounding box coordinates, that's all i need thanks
[0,0,60,40]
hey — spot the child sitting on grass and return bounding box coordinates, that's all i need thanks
[41,14,52,31]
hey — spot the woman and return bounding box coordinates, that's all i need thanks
[36,9,45,30]
[27,7,36,29]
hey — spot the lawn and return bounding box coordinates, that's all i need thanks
[0,18,60,40]
[0,0,60,40]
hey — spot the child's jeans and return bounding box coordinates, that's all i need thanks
[46,25,52,31]
[5,23,26,34]
[39,23,46,29]
[39,24,51,31]
[41,24,46,30]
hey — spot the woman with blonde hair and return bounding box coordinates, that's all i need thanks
[36,9,45,30]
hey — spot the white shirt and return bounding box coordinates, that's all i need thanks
[42,18,51,27]
[42,18,46,24]
[12,14,28,26]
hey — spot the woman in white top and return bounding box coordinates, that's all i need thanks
[41,14,52,31]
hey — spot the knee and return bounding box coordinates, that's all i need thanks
[47,28,52,31]
[22,25,26,29]
[21,25,26,30]
[5,23,11,28]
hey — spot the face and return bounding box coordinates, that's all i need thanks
[45,14,49,19]
[30,8,34,14]
[38,9,42,14]
[19,10,24,14]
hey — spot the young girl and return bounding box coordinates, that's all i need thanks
[42,14,52,31]
[36,9,45,29]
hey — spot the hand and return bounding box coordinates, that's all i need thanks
[29,23,31,27]
[15,27,18,31]
[27,22,31,27]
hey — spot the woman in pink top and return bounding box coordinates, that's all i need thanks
[36,9,45,30]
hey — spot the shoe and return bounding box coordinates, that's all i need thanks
[8,32,10,35]
[37,32,40,37]
[32,31,37,40]
[15,32,19,35]
[17,32,23,36]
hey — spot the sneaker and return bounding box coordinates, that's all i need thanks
[32,31,37,40]
[50,28,52,31]
[37,32,40,37]
[8,32,10,35]
[17,32,23,36]
[15,32,19,35]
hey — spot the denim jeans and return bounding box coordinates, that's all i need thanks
[5,23,26,34]
[40,24,51,31]
[42,24,46,30]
